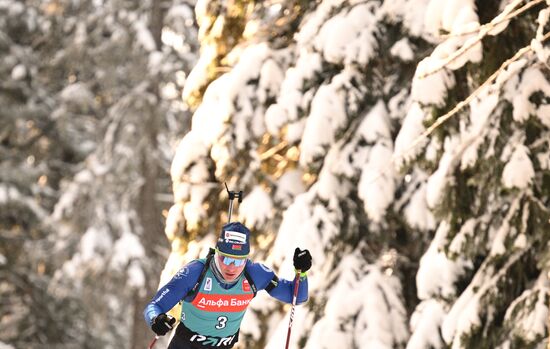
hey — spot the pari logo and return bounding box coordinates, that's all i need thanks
[224,230,247,245]
[190,334,236,347]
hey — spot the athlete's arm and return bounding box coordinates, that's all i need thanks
[246,261,308,304]
[143,260,204,325]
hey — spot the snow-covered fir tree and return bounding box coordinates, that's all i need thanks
[2,0,549,349]
[163,1,550,349]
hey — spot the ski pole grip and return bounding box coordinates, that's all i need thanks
[238,190,243,202]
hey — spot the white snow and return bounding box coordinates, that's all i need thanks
[273,49,322,127]
[111,230,145,270]
[133,18,156,52]
[490,196,521,257]
[270,189,341,282]
[354,267,409,348]
[316,161,342,202]
[80,226,112,262]
[394,102,428,168]
[406,300,446,349]
[448,218,476,255]
[127,261,146,289]
[382,0,431,38]
[182,44,216,101]
[359,143,395,223]
[355,102,398,223]
[504,277,549,341]
[511,67,550,122]
[161,29,187,54]
[411,57,456,106]
[296,0,346,47]
[299,74,348,166]
[239,186,273,228]
[258,58,284,104]
[264,103,288,135]
[501,144,534,189]
[533,7,550,63]
[425,0,478,36]
[170,132,208,185]
[460,89,499,170]
[59,82,95,110]
[190,44,272,151]
[359,100,392,142]
[11,64,26,80]
[404,182,436,231]
[425,137,459,208]
[416,221,470,300]
[274,170,306,206]
[313,3,379,66]
[391,38,415,61]
[0,184,48,220]
[302,255,362,349]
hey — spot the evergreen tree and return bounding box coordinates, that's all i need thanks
[0,1,197,348]
[163,0,550,348]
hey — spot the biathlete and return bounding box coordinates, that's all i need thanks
[143,222,312,349]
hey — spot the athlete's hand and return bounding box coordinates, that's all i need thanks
[293,248,312,272]
[151,313,175,336]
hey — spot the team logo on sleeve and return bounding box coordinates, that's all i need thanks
[204,277,213,291]
[173,267,189,280]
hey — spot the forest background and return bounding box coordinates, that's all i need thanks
[1,1,550,349]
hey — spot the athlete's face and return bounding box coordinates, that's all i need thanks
[216,253,247,282]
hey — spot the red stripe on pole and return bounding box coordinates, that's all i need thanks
[148,335,159,349]
[285,272,301,349]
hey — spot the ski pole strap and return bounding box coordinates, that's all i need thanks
[294,269,308,278]
[243,267,258,296]
[185,248,216,300]
[264,275,279,292]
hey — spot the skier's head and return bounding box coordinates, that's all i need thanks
[216,221,250,257]
[215,222,250,282]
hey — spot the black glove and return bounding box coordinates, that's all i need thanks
[151,313,175,336]
[293,248,312,272]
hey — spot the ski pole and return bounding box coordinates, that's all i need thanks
[147,316,174,349]
[284,270,301,349]
[224,182,243,223]
[148,335,159,349]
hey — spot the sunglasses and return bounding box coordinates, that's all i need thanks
[218,254,247,267]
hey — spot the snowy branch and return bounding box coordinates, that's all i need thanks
[439,0,544,39]
[419,0,546,79]
[394,31,550,165]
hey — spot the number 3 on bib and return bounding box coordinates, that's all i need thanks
[216,316,228,329]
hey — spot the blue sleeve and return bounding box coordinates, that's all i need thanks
[246,262,308,305]
[143,260,204,326]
